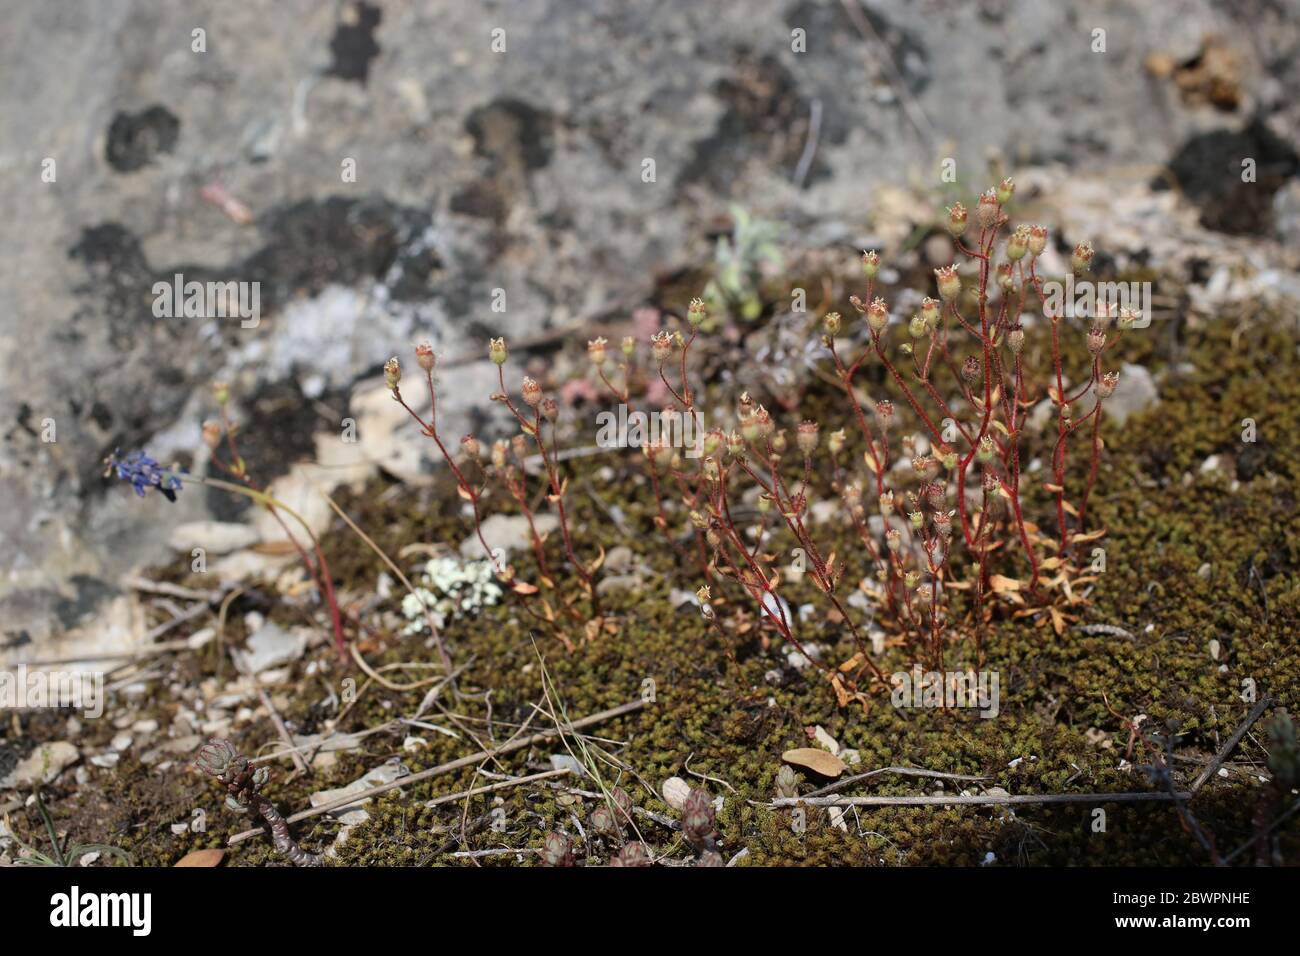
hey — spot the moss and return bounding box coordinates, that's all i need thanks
[13,293,1297,868]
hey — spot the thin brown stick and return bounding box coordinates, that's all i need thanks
[424,768,571,809]
[1190,696,1276,795]
[773,791,1189,808]
[803,766,989,800]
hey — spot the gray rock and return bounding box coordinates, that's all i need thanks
[459,512,559,560]
[167,521,262,555]
[310,759,410,825]
[1104,363,1159,426]
[0,0,1278,661]
[0,741,79,790]
[240,621,307,674]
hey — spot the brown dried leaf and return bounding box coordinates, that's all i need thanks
[1049,606,1066,636]
[175,848,224,867]
[989,574,1021,593]
[782,747,846,778]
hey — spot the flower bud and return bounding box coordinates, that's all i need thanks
[920,297,940,329]
[886,528,902,551]
[908,314,929,339]
[587,337,608,366]
[491,439,508,469]
[996,261,1015,294]
[977,189,999,228]
[1087,327,1106,355]
[541,396,559,422]
[651,330,673,364]
[753,405,774,439]
[904,570,920,589]
[866,297,889,333]
[962,356,982,384]
[726,430,745,458]
[541,832,575,867]
[1007,326,1025,353]
[861,250,880,279]
[461,434,481,459]
[933,509,954,538]
[828,428,846,456]
[1006,225,1030,262]
[511,434,528,460]
[1097,371,1119,398]
[384,357,402,391]
[201,420,222,450]
[489,337,508,366]
[911,455,938,479]
[996,177,1015,205]
[879,492,894,515]
[796,420,819,456]
[521,376,542,407]
[621,335,636,358]
[680,788,718,852]
[822,311,841,336]
[875,400,894,425]
[946,202,968,237]
[687,297,707,328]
[977,435,995,463]
[211,381,231,406]
[909,510,924,530]
[1116,307,1138,331]
[610,840,651,866]
[935,265,961,302]
[771,428,788,456]
[941,451,958,471]
[415,342,436,372]
[1071,241,1094,275]
[1027,225,1048,257]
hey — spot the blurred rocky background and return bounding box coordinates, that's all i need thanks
[2,0,1298,662]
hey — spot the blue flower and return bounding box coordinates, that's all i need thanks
[105,450,183,502]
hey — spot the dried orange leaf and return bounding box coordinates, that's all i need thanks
[1049,606,1066,636]
[989,574,1021,593]
[782,747,846,778]
[175,848,224,867]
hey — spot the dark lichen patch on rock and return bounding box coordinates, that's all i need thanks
[104,105,180,173]
[326,2,383,85]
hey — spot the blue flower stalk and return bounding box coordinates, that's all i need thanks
[105,447,349,659]
[104,450,184,502]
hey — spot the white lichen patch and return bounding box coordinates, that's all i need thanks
[400,556,503,635]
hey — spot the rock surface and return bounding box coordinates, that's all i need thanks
[2,0,1298,655]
